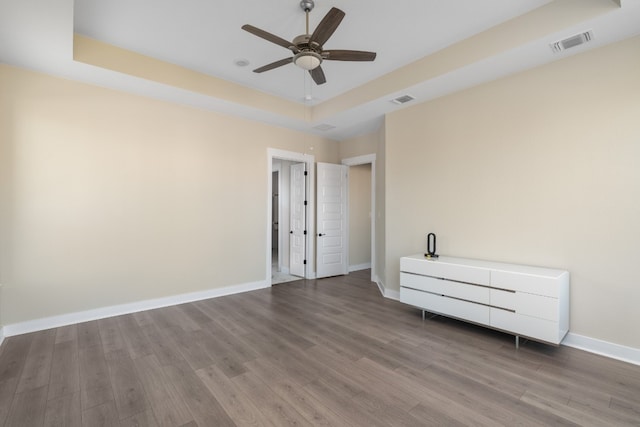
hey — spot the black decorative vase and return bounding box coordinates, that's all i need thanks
[425,233,438,259]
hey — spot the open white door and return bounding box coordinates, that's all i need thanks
[289,162,306,277]
[316,162,348,279]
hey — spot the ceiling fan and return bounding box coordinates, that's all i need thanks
[242,0,376,85]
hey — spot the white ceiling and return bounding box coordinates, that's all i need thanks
[73,0,550,104]
[2,0,640,140]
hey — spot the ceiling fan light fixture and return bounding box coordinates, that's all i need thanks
[294,51,322,70]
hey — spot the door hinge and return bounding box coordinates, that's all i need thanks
[304,200,307,206]
[304,171,308,176]
[303,260,307,265]
[303,230,307,235]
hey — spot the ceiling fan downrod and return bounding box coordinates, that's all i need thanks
[300,0,314,34]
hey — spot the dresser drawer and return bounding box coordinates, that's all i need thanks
[490,270,562,297]
[401,273,490,305]
[490,288,516,310]
[490,288,559,321]
[490,308,561,344]
[401,257,490,285]
[400,287,490,325]
[517,293,559,321]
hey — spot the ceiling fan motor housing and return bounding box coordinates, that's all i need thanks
[293,34,321,51]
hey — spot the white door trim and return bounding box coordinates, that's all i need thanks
[267,148,315,284]
[342,154,376,282]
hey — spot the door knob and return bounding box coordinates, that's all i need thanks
[318,233,324,237]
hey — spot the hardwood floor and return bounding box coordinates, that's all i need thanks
[0,269,639,426]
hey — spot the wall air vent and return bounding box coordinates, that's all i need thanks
[391,94,415,105]
[550,30,593,53]
[313,123,336,131]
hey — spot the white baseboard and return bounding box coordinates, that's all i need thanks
[349,263,372,272]
[385,288,400,301]
[375,279,400,301]
[562,332,640,366]
[2,279,269,338]
[0,327,4,347]
[377,286,639,366]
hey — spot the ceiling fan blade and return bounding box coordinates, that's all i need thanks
[242,24,297,52]
[310,7,345,46]
[323,50,377,61]
[253,57,293,73]
[309,66,327,85]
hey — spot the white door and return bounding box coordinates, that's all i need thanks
[272,171,279,252]
[316,162,348,278]
[289,162,306,277]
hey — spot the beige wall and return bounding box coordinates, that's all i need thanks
[385,35,640,348]
[339,131,380,160]
[348,164,372,268]
[0,64,338,325]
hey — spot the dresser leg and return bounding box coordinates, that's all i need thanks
[515,335,520,349]
[422,310,425,321]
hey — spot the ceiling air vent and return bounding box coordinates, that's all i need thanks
[550,30,593,53]
[391,94,415,105]
[313,123,336,131]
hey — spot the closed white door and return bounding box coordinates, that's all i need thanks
[289,162,306,277]
[316,162,348,278]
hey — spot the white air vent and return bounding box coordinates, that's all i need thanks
[313,123,336,131]
[391,94,415,105]
[550,30,593,53]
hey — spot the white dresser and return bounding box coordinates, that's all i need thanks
[400,255,570,346]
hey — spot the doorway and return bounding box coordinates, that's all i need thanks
[271,159,305,284]
[348,163,372,272]
[342,154,376,282]
[267,149,315,285]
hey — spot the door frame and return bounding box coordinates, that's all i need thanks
[267,148,315,283]
[342,154,376,282]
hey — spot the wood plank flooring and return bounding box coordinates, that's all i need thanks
[0,269,639,426]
